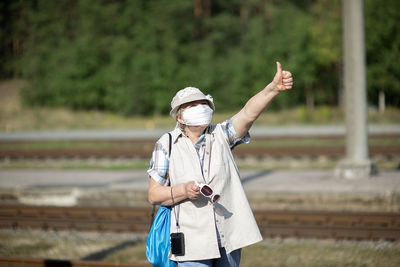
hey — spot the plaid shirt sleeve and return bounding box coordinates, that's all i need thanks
[220,117,250,149]
[147,141,170,186]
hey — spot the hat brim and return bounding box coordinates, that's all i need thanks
[170,93,215,119]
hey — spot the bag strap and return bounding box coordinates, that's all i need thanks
[149,133,172,229]
[168,132,172,157]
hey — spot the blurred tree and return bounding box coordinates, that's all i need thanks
[0,0,397,116]
[365,0,400,108]
[308,0,342,107]
[0,0,28,78]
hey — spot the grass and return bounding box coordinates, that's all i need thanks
[1,80,399,132]
[242,239,400,267]
[1,230,399,266]
[0,230,126,260]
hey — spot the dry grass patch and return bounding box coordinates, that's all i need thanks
[1,230,400,266]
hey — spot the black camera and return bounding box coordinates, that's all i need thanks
[170,232,185,256]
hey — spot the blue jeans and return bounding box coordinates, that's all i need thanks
[177,247,241,267]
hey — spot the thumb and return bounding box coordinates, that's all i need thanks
[276,61,282,75]
[273,61,282,83]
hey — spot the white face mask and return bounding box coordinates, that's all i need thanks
[182,104,213,126]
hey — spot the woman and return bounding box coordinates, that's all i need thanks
[147,62,293,266]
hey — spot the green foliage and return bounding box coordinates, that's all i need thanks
[365,0,400,107]
[1,0,399,115]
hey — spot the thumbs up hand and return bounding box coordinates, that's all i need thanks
[270,62,293,93]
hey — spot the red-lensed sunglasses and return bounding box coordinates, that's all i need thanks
[195,181,220,203]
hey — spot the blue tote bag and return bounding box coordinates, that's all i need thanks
[146,205,177,267]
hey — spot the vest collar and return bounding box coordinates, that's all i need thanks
[172,125,214,144]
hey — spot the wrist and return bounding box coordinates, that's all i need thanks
[265,82,281,95]
[176,183,188,199]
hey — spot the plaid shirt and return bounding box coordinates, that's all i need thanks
[147,118,250,186]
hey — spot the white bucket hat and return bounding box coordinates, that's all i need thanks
[170,87,214,119]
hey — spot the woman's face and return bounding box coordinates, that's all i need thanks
[177,100,210,125]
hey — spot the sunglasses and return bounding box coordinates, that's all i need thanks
[195,181,220,203]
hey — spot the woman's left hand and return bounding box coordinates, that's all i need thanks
[270,61,293,92]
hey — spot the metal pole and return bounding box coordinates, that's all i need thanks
[335,0,374,179]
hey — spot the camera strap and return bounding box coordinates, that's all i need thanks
[170,185,180,231]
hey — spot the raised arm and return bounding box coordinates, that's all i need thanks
[232,62,293,138]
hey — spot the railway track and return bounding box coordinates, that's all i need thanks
[1,205,399,241]
[1,134,399,159]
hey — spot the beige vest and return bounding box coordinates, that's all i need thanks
[164,124,262,261]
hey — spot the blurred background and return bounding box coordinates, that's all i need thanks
[0,0,399,266]
[1,0,399,122]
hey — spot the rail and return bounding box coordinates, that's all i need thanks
[1,205,399,241]
[1,134,399,159]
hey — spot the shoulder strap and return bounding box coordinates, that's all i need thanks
[168,132,180,230]
[168,132,172,157]
[149,132,172,229]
